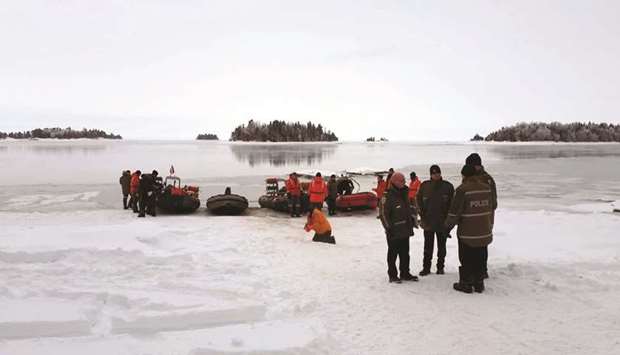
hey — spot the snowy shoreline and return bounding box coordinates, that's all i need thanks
[1,206,619,354]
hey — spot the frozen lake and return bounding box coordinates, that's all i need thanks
[1,140,620,354]
[0,140,619,212]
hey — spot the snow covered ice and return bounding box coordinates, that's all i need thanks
[1,141,620,354]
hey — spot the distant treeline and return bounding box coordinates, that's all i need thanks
[0,127,122,139]
[196,133,219,140]
[479,122,620,142]
[230,120,338,142]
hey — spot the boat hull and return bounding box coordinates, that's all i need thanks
[206,194,249,215]
[336,192,378,211]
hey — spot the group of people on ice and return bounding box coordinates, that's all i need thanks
[119,169,163,217]
[295,153,497,294]
[119,152,496,294]
[378,153,497,293]
[284,172,355,217]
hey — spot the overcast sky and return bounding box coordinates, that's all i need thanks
[1,0,619,140]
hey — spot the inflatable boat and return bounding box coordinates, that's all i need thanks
[258,177,310,213]
[258,194,290,212]
[336,192,378,211]
[207,188,249,215]
[157,176,201,214]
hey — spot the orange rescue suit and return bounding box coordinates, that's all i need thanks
[130,173,140,194]
[308,177,327,203]
[285,178,301,196]
[408,178,421,201]
[304,208,332,234]
[373,180,387,199]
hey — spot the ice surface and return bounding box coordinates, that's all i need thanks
[1,141,620,354]
[1,207,619,354]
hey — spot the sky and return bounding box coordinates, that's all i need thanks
[1,0,619,140]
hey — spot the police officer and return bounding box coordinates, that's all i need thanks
[465,153,497,279]
[445,165,494,293]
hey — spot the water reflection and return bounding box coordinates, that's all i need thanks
[485,144,620,159]
[0,142,109,155]
[230,143,338,167]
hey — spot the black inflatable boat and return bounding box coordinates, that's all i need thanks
[206,188,249,215]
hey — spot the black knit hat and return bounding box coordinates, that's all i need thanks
[430,165,441,175]
[466,153,482,166]
[461,164,476,177]
[410,171,417,179]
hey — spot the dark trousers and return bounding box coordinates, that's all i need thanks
[482,246,488,274]
[458,240,485,284]
[122,194,128,209]
[310,202,323,211]
[326,196,337,215]
[387,237,410,278]
[423,230,447,270]
[288,195,300,216]
[129,192,139,212]
[313,231,335,244]
[139,191,156,217]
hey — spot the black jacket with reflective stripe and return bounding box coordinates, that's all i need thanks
[380,186,414,240]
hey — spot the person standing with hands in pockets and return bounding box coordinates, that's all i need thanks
[380,172,418,283]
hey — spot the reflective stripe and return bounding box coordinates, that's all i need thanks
[448,213,458,217]
[461,212,493,217]
[459,233,493,239]
[465,190,491,195]
[394,221,406,225]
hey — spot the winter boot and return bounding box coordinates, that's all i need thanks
[389,276,402,284]
[400,273,419,282]
[453,267,473,294]
[473,281,485,293]
[419,268,431,276]
[473,273,485,293]
[436,267,445,275]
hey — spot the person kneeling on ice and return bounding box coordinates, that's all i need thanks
[444,165,494,294]
[304,208,336,244]
[379,172,418,283]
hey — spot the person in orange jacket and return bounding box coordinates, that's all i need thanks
[308,172,327,210]
[373,175,387,199]
[285,172,302,217]
[408,171,421,228]
[304,207,336,244]
[408,172,421,202]
[128,170,141,213]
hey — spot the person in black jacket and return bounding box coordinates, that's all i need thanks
[326,174,338,216]
[416,165,454,276]
[138,170,161,218]
[379,172,418,283]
